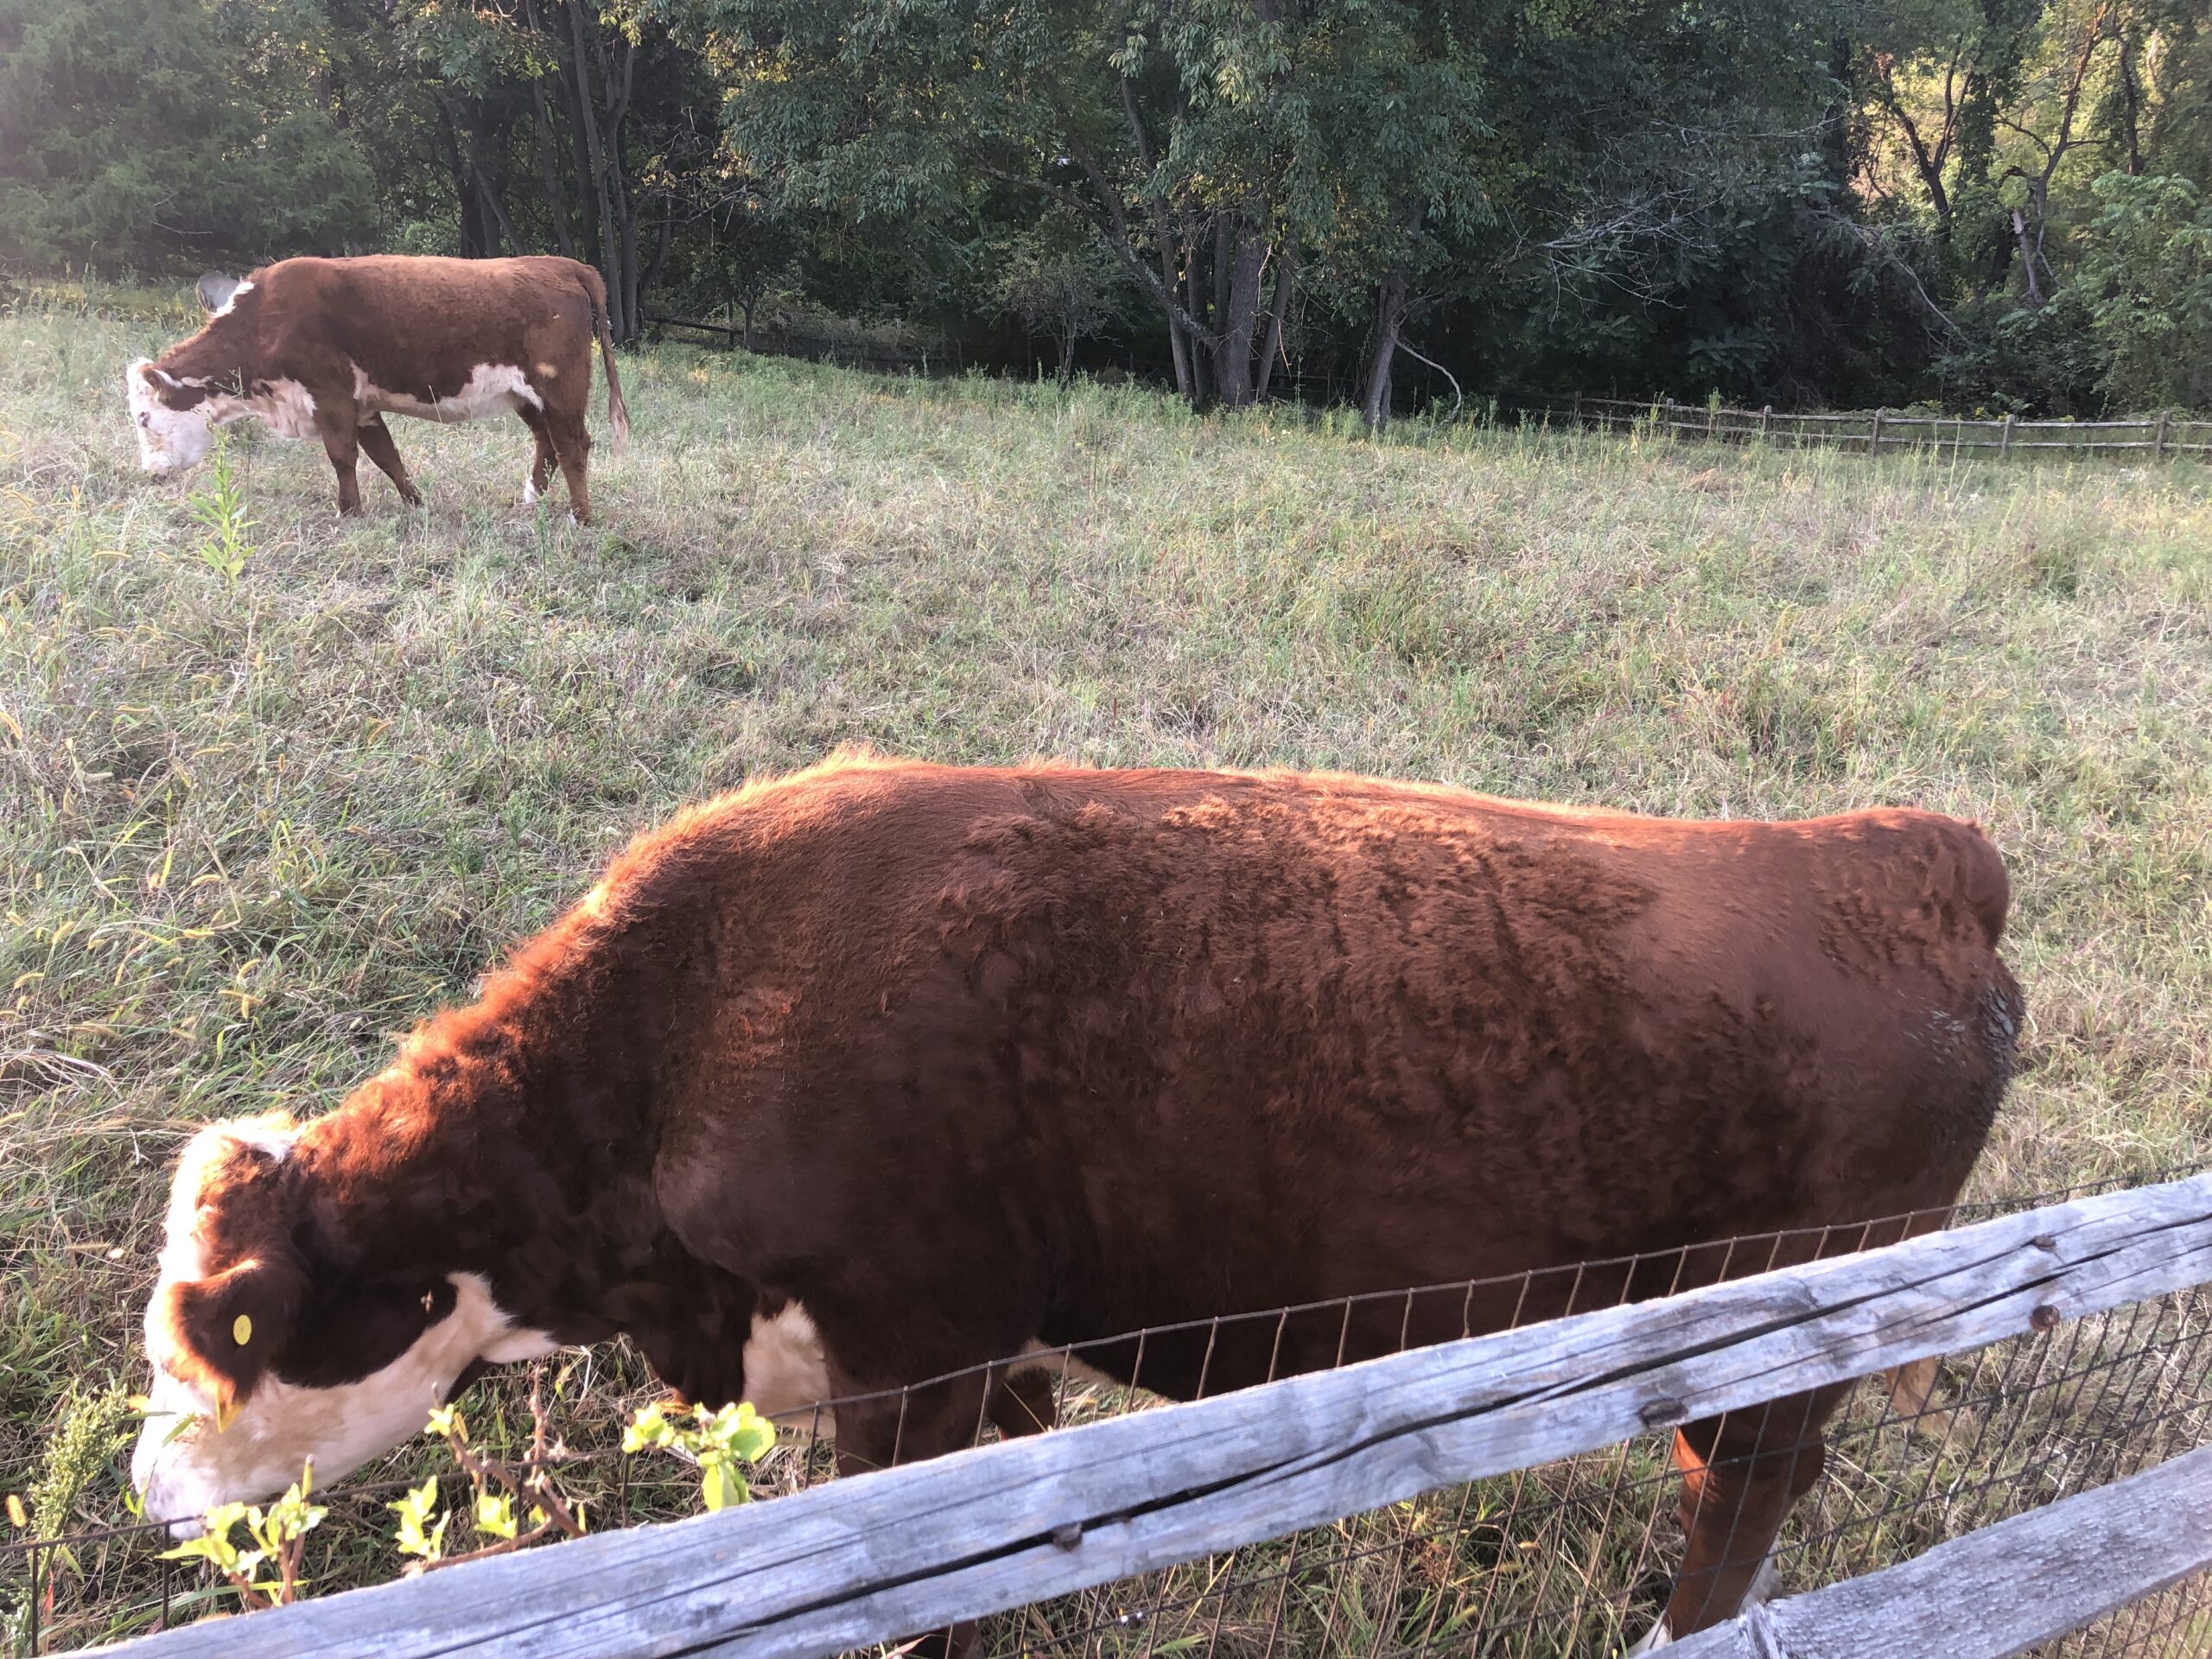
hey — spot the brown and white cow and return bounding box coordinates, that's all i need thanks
[130,753,2021,1644]
[126,254,629,521]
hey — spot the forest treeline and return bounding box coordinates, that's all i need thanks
[1,0,2206,418]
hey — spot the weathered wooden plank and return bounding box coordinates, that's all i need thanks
[1666,1442,2212,1659]
[95,1173,2212,1659]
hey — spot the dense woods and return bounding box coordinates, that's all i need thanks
[2,0,2205,416]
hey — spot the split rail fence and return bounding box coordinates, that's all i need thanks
[1503,391,2212,461]
[39,1166,2208,1659]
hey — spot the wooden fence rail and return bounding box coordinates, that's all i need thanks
[96,1172,2212,1659]
[1506,391,2212,460]
[1669,1441,2212,1659]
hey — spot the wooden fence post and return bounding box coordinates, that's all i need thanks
[2000,413,2014,458]
[1662,397,1675,440]
[1707,400,1719,441]
[1869,408,1883,454]
[1571,391,1582,429]
[1760,405,1772,442]
[2154,411,2171,461]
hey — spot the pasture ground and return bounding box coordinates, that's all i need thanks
[2,288,2208,1649]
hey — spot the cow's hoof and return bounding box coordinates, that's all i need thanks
[1623,1618,1671,1654]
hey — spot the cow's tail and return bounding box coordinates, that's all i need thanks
[582,265,631,454]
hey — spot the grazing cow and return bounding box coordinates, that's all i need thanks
[130,754,2020,1645]
[126,254,629,522]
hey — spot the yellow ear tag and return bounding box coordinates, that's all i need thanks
[232,1313,252,1347]
[214,1395,240,1433]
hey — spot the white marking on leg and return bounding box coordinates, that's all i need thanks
[1746,1548,1783,1605]
[523,473,540,505]
[1624,1616,1672,1653]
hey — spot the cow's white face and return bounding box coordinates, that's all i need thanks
[126,360,215,474]
[130,1117,556,1534]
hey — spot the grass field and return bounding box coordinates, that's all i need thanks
[2,288,2209,1649]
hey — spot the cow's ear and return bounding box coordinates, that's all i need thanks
[153,1255,308,1429]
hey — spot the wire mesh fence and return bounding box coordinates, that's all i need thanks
[5,1166,2208,1657]
[1500,391,2212,462]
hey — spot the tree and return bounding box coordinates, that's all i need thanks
[2078,171,2212,410]
[0,0,376,271]
[700,0,1487,412]
[995,210,1124,380]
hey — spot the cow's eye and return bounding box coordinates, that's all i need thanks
[137,413,149,427]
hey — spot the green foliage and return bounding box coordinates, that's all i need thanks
[160,1465,327,1611]
[2078,172,2212,411]
[187,434,257,585]
[625,1400,777,1512]
[22,1385,134,1580]
[388,1478,453,1567]
[0,0,377,271]
[995,212,1127,380]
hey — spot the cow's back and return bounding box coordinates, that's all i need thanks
[642,759,2019,1393]
[238,255,599,387]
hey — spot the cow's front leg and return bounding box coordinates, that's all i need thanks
[356,415,423,507]
[834,1370,994,1659]
[1637,1382,1847,1648]
[315,404,365,516]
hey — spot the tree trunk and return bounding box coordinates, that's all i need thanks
[1157,226,1192,399]
[1215,219,1268,408]
[563,0,613,281]
[444,97,522,257]
[520,0,578,260]
[2011,208,2043,304]
[1253,243,1296,403]
[1361,267,1408,431]
[528,83,578,258]
[1183,219,1213,406]
[608,40,640,340]
[2118,30,2144,176]
[640,207,676,307]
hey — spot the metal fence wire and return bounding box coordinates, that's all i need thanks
[1501,391,2212,462]
[5,1166,2208,1657]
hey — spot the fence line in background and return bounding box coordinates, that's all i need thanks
[87,1171,2212,1658]
[1505,390,2212,460]
[635,317,2208,454]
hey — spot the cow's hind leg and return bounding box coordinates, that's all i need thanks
[315,403,365,516]
[1638,1382,1848,1649]
[546,411,593,524]
[355,416,423,507]
[515,406,557,507]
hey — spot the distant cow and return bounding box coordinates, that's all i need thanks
[126,254,629,522]
[130,754,2021,1645]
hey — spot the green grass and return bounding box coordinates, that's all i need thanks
[1,287,2209,1649]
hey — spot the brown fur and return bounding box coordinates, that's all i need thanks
[134,254,629,519]
[155,753,2021,1635]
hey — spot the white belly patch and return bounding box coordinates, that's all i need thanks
[354,360,543,423]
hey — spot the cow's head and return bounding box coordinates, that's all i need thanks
[125,360,216,474]
[130,1115,555,1533]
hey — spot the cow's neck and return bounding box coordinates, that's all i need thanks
[157,316,251,385]
[294,947,671,1332]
